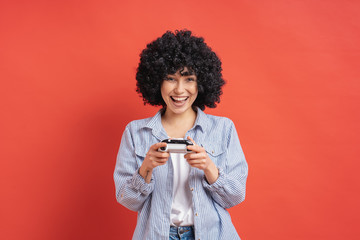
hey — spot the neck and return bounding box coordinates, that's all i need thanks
[161,107,197,138]
[162,107,197,125]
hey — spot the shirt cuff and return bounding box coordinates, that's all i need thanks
[202,167,226,192]
[130,168,155,195]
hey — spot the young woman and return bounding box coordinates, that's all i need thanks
[114,30,248,240]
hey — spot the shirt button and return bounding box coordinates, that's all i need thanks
[211,150,214,154]
[190,187,194,191]
[195,213,198,216]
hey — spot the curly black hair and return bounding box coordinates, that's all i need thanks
[136,30,225,110]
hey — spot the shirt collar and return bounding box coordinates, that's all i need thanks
[143,109,167,141]
[192,107,208,133]
[142,107,209,140]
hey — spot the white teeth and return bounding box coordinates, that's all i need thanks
[172,97,188,101]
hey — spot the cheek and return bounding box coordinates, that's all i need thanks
[190,87,198,103]
[160,83,168,97]
[192,84,199,96]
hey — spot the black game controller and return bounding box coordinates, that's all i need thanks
[158,139,194,153]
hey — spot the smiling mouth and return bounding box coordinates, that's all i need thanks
[171,96,189,103]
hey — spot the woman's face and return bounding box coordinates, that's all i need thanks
[161,68,198,116]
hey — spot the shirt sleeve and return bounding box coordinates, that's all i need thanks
[113,126,155,212]
[202,120,248,209]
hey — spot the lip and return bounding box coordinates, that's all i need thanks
[170,96,189,107]
[171,96,189,101]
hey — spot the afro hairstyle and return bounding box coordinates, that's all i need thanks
[136,30,225,110]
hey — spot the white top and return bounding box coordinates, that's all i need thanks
[170,152,194,226]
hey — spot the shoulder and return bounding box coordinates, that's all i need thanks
[123,116,157,144]
[201,113,236,144]
[203,113,235,131]
[125,117,153,131]
[125,110,162,133]
[121,116,157,157]
[200,113,237,155]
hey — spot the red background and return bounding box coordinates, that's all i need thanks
[1,0,360,239]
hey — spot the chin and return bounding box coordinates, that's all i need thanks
[168,106,192,115]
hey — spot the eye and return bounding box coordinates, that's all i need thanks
[186,77,196,82]
[165,76,175,81]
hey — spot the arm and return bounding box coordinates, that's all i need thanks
[204,121,248,209]
[139,142,169,183]
[186,121,248,209]
[113,126,169,212]
[185,136,219,184]
[113,126,151,212]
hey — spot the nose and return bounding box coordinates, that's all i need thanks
[174,80,185,94]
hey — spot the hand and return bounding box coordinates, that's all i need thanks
[185,136,219,184]
[139,142,170,183]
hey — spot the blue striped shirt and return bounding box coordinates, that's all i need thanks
[113,108,248,240]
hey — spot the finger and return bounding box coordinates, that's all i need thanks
[190,164,206,170]
[155,158,168,164]
[187,158,206,164]
[186,144,204,153]
[152,150,170,158]
[150,142,166,150]
[155,160,168,167]
[184,152,200,159]
[147,152,169,163]
[187,161,206,169]
[187,161,204,166]
[185,152,205,159]
[148,156,168,168]
[186,147,207,159]
[187,136,196,145]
